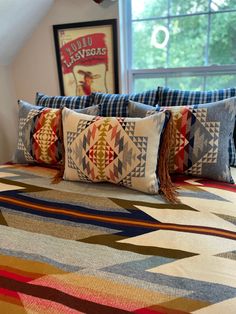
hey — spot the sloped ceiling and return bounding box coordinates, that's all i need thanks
[0,0,54,65]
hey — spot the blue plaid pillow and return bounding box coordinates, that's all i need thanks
[157,86,236,167]
[157,86,236,107]
[93,89,158,117]
[35,92,94,109]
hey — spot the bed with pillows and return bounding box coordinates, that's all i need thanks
[0,87,236,313]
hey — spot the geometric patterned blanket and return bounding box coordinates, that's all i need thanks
[0,164,236,313]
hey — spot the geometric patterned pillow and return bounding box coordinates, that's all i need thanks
[156,97,236,183]
[62,107,167,194]
[13,101,62,165]
[93,89,158,117]
[156,86,236,166]
[35,92,94,109]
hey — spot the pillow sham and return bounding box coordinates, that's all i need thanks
[75,105,99,116]
[156,86,236,166]
[62,107,169,195]
[13,100,62,165]
[93,89,158,117]
[35,92,94,109]
[128,100,155,118]
[156,86,236,107]
[13,101,98,166]
[156,97,236,183]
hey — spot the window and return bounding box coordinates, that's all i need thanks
[120,0,236,93]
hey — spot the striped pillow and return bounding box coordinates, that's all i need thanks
[93,89,158,117]
[35,92,94,109]
[157,86,236,167]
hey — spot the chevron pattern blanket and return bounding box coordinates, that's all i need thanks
[0,164,236,313]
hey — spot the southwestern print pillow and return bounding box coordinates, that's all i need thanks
[62,107,168,194]
[35,92,94,109]
[93,89,158,117]
[156,97,236,183]
[13,102,100,166]
[156,86,236,166]
[13,100,62,165]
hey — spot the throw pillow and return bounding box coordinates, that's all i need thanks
[156,97,236,183]
[75,105,99,116]
[13,100,62,165]
[35,92,94,109]
[13,102,100,166]
[128,100,155,118]
[62,107,171,195]
[93,89,158,117]
[156,86,236,166]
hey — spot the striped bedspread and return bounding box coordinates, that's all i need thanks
[0,164,236,313]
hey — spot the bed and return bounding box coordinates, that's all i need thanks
[0,163,236,313]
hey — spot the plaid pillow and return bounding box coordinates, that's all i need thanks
[157,86,236,167]
[93,89,158,117]
[35,92,94,109]
[157,86,236,107]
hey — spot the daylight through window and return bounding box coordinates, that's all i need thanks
[124,0,236,92]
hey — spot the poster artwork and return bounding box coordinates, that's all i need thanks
[60,33,109,96]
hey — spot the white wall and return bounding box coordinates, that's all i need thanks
[0,65,17,163]
[0,0,118,163]
[12,0,118,103]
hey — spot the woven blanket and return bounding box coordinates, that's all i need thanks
[0,164,236,313]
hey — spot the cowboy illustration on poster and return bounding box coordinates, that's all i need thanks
[56,23,117,96]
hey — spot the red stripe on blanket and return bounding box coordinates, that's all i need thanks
[0,269,33,283]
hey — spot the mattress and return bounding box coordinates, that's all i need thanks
[0,164,236,313]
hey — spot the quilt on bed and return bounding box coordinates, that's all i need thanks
[0,164,236,313]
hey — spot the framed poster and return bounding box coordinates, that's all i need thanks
[53,19,119,96]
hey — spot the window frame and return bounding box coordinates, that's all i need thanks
[119,0,236,93]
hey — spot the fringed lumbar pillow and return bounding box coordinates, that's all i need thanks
[156,86,236,167]
[61,107,177,200]
[13,101,100,167]
[13,100,63,166]
[156,97,236,183]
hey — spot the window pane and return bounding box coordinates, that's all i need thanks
[169,15,208,67]
[133,78,165,93]
[171,0,208,15]
[205,74,236,89]
[131,0,168,20]
[133,74,236,93]
[167,76,204,90]
[132,15,209,69]
[210,0,236,11]
[208,12,236,65]
[132,20,167,69]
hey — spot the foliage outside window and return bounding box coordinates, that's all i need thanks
[125,0,236,92]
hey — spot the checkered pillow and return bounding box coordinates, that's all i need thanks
[157,86,236,167]
[35,92,94,109]
[93,89,158,117]
[157,87,236,107]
